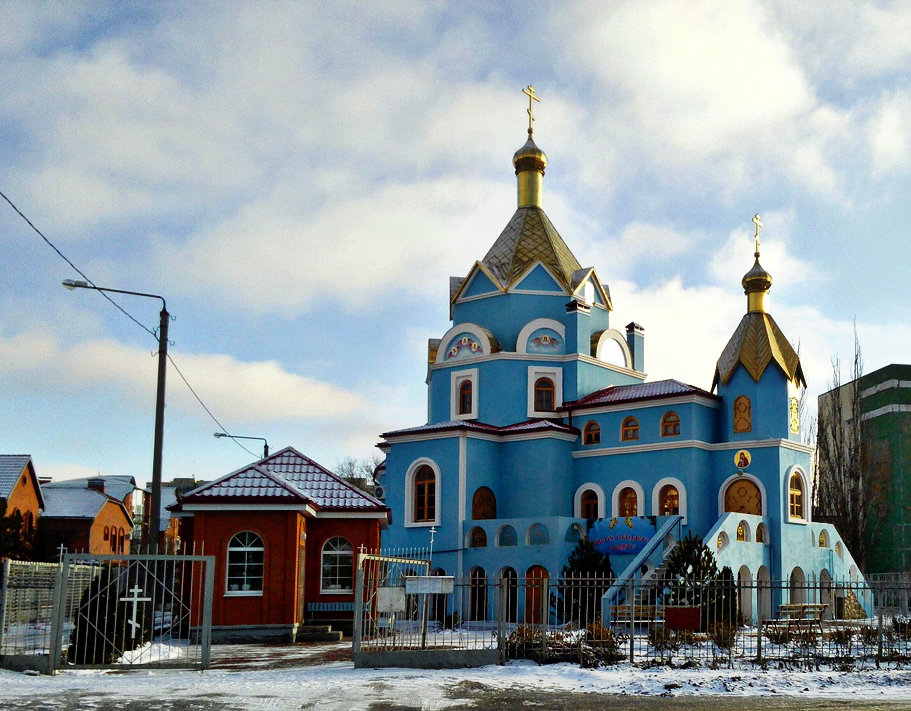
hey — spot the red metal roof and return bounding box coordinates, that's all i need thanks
[382,418,578,439]
[179,447,386,512]
[561,379,719,410]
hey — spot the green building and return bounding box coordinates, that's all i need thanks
[819,364,911,573]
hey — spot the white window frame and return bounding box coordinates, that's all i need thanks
[650,476,687,523]
[404,458,441,528]
[225,530,264,596]
[527,366,563,418]
[450,368,479,421]
[611,480,645,517]
[573,482,606,519]
[320,536,354,594]
[785,465,811,524]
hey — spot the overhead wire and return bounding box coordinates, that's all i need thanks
[1,187,258,459]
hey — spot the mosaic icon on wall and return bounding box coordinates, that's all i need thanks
[526,328,564,354]
[445,333,483,360]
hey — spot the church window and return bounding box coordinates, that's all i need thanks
[717,532,728,551]
[534,377,555,412]
[527,523,549,545]
[736,521,747,541]
[819,530,829,548]
[583,421,601,445]
[321,537,353,592]
[497,525,517,547]
[658,485,679,516]
[227,531,264,593]
[458,380,473,415]
[618,487,638,517]
[469,568,487,621]
[472,486,496,520]
[789,473,804,519]
[621,416,639,441]
[580,489,599,519]
[733,396,751,433]
[756,523,766,543]
[104,526,109,541]
[835,541,843,558]
[414,465,436,523]
[724,478,762,516]
[468,527,487,548]
[661,412,680,437]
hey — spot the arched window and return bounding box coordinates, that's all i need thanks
[497,525,517,547]
[564,523,584,543]
[458,380,473,416]
[618,487,638,517]
[227,531,264,593]
[534,377,555,412]
[321,537,353,592]
[25,511,34,534]
[661,412,680,437]
[583,421,601,445]
[500,567,518,622]
[103,526,110,541]
[580,489,599,520]
[819,530,830,548]
[110,529,117,552]
[413,465,436,523]
[621,416,639,441]
[472,486,496,520]
[717,531,729,552]
[733,395,752,433]
[469,568,487,621]
[756,522,767,543]
[789,473,804,519]
[527,523,549,545]
[468,527,487,548]
[723,478,762,516]
[525,566,549,624]
[835,541,843,558]
[736,521,747,542]
[119,528,126,553]
[658,485,679,516]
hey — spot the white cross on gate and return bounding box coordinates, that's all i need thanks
[119,585,152,639]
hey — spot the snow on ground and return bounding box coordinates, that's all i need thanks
[3,643,911,710]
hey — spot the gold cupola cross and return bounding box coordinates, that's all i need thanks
[523,85,541,134]
[752,213,763,255]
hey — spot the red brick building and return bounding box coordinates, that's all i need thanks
[40,478,134,554]
[0,455,44,538]
[175,446,388,642]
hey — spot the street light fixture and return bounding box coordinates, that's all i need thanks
[62,278,169,550]
[213,432,269,458]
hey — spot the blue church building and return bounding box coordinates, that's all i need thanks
[377,107,865,623]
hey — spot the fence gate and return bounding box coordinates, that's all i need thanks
[49,553,214,672]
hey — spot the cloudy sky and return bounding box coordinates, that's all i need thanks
[2,1,910,487]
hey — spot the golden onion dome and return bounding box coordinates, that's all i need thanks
[741,255,772,297]
[513,135,547,173]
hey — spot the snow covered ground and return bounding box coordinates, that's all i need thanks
[3,642,911,710]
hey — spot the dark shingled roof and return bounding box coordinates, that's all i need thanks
[0,454,45,509]
[179,446,386,512]
[560,379,719,410]
[382,419,579,439]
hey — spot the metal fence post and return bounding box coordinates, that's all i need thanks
[877,609,884,668]
[540,579,548,660]
[0,558,10,652]
[756,613,762,662]
[628,579,635,664]
[200,555,215,670]
[497,577,506,661]
[353,567,364,656]
[48,555,70,675]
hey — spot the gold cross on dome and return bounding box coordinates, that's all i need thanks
[752,213,763,253]
[523,85,541,133]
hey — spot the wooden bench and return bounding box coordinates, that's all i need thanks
[766,603,827,635]
[611,604,665,623]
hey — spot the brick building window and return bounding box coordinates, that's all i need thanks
[227,531,264,593]
[321,537,353,592]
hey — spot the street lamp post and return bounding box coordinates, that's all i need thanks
[213,432,269,458]
[63,279,168,550]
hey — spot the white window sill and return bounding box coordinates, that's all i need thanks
[405,520,439,528]
[224,590,263,597]
[319,589,354,595]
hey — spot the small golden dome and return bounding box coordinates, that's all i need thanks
[742,255,772,296]
[513,135,547,174]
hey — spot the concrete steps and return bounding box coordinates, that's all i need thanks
[294,624,344,642]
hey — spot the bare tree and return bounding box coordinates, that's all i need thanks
[814,330,890,571]
[334,454,384,495]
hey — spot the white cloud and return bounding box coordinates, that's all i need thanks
[868,90,911,174]
[0,329,366,423]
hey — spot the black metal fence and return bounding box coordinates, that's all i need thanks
[355,569,911,669]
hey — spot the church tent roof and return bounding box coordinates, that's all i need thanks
[712,312,806,390]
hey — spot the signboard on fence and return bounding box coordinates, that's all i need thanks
[405,576,454,595]
[376,586,406,613]
[589,517,656,556]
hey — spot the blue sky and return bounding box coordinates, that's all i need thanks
[2,1,910,487]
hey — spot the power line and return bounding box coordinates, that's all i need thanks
[1,187,257,459]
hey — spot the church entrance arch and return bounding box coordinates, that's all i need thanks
[524,565,549,624]
[500,567,518,622]
[738,565,753,622]
[789,567,807,604]
[723,478,762,515]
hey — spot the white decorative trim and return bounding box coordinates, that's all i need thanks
[717,472,768,518]
[651,477,688,523]
[435,323,493,364]
[593,329,631,368]
[509,288,567,297]
[457,291,505,303]
[527,366,563,418]
[862,404,911,420]
[784,464,811,524]
[182,503,317,515]
[223,590,264,597]
[404,458,441,528]
[861,379,911,398]
[311,511,388,519]
[516,318,566,354]
[566,394,721,417]
[427,352,646,380]
[572,437,814,458]
[573,483,606,518]
[611,480,645,517]
[450,368,479,420]
[383,429,579,445]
